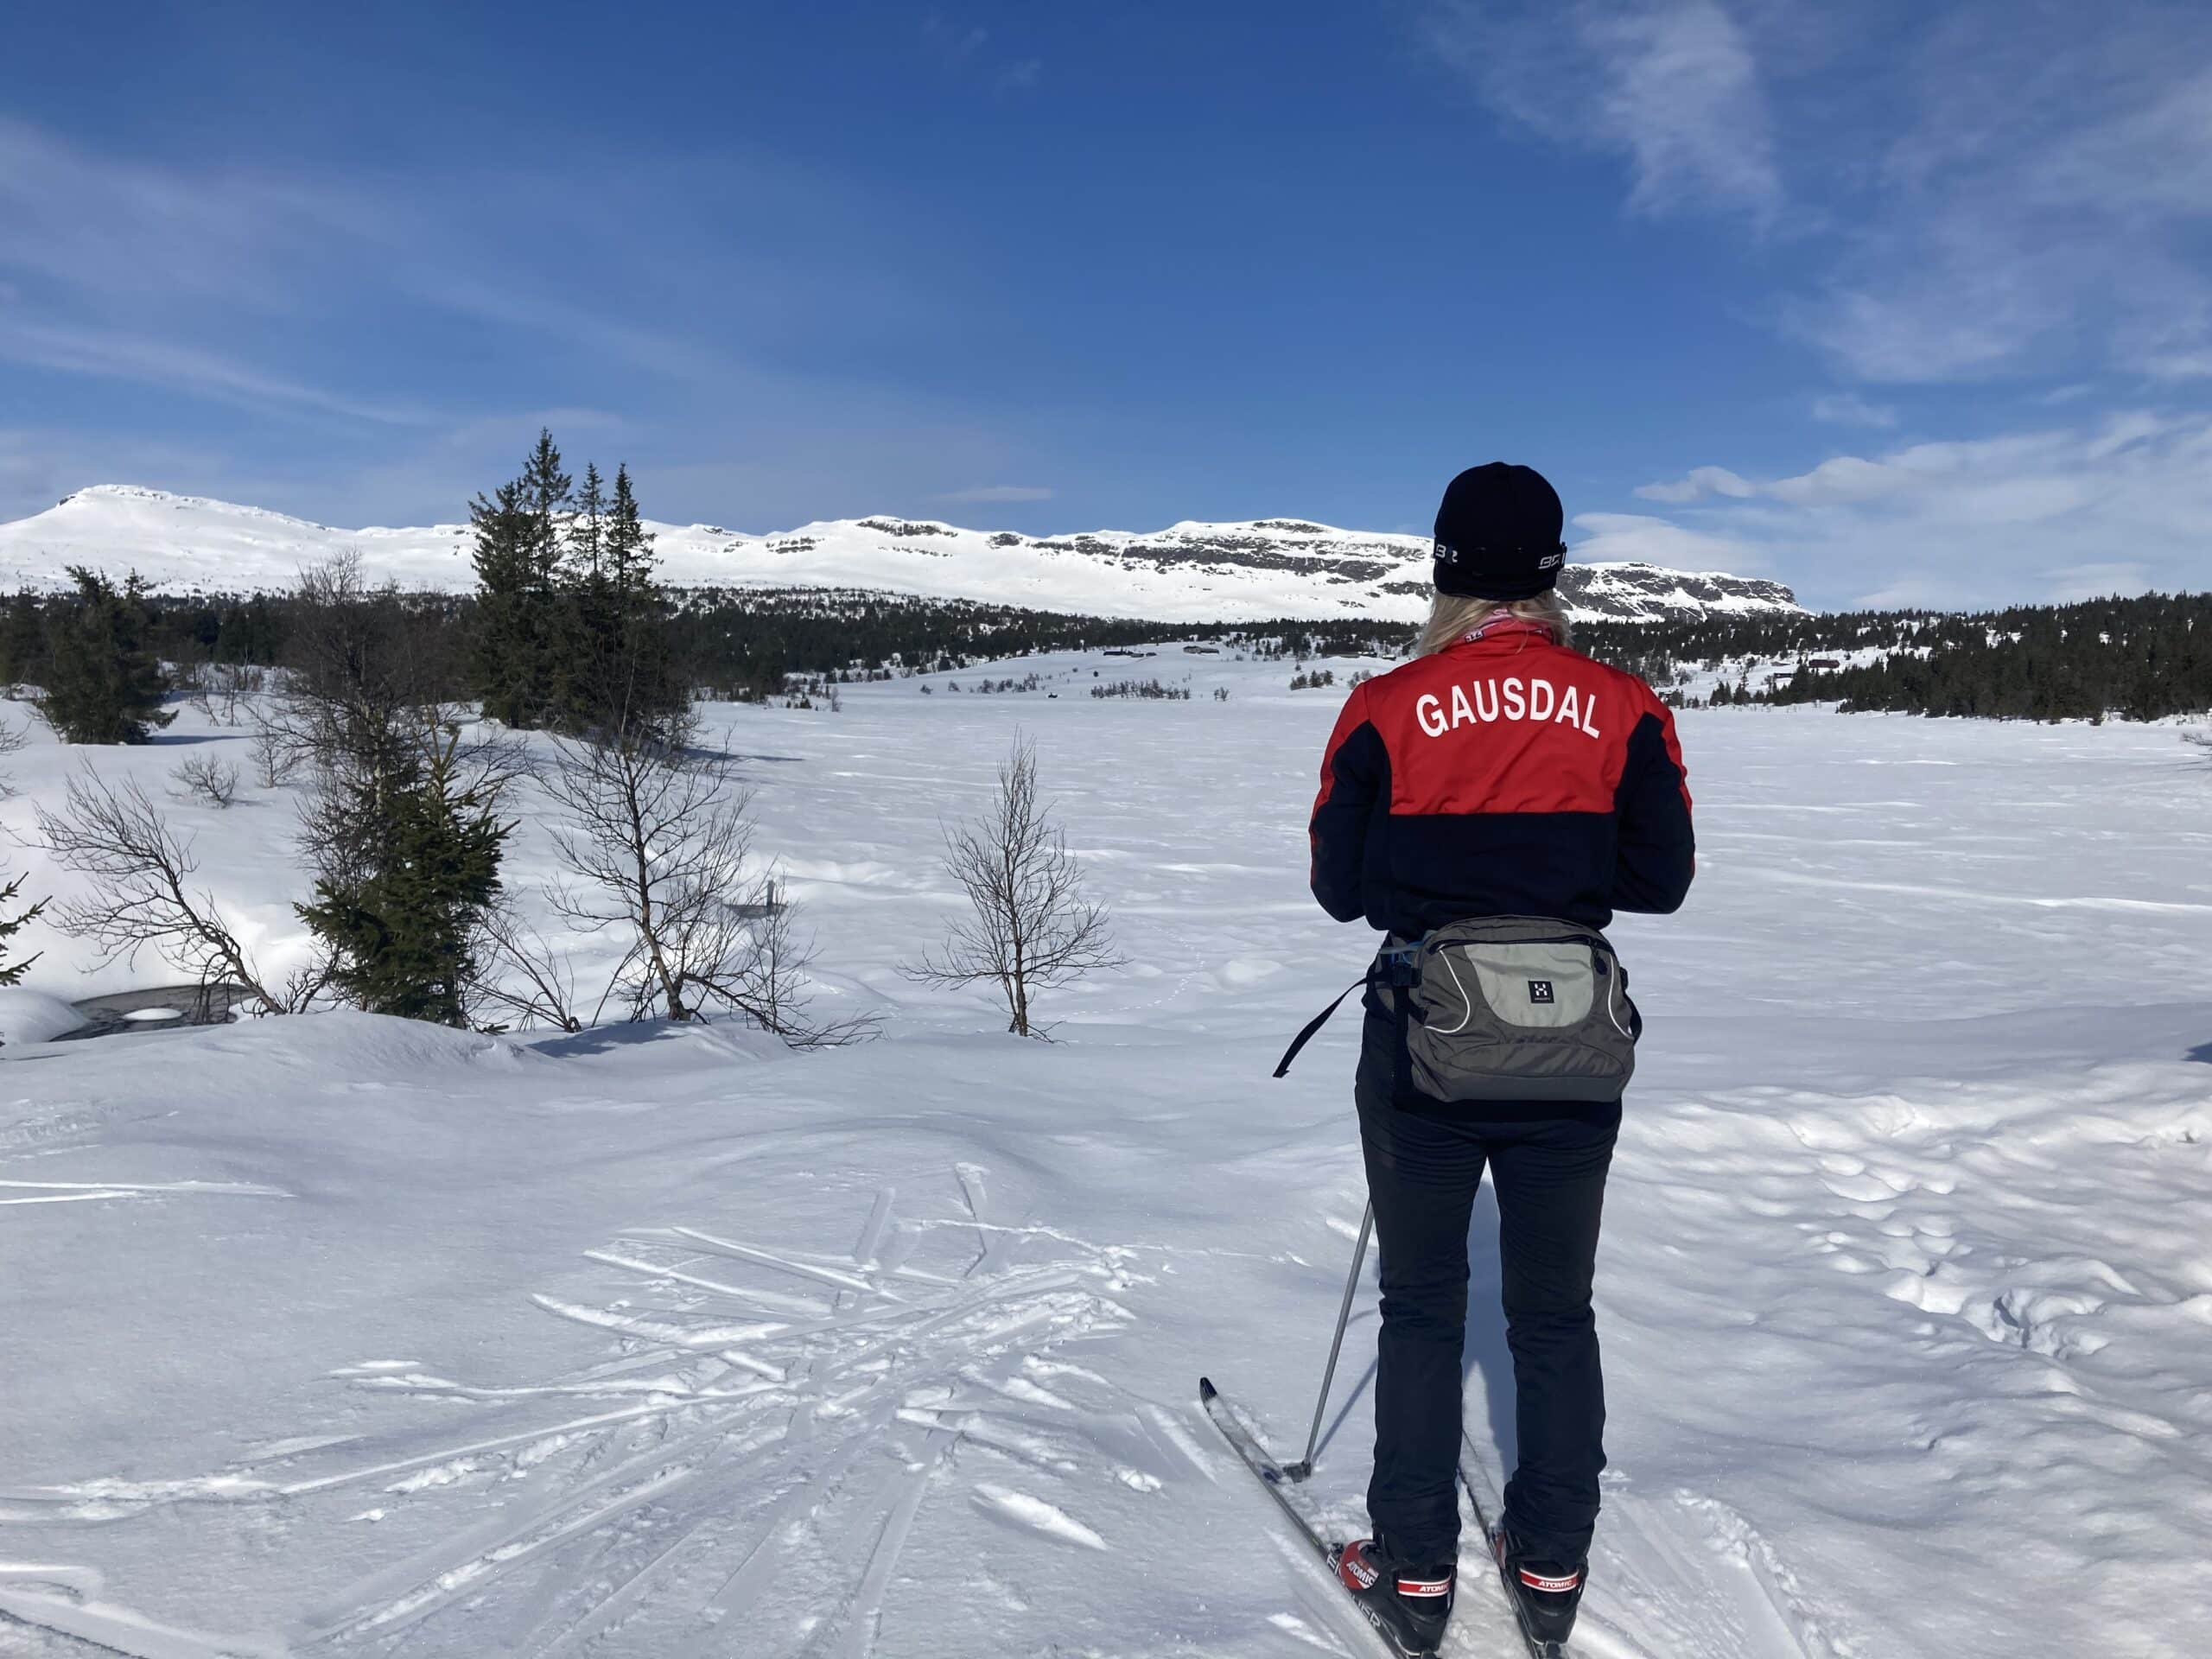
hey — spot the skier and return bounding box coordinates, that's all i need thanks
[1307,462,1695,1655]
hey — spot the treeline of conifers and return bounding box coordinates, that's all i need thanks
[2,435,2203,726]
[6,584,2204,726]
[1578,590,2212,721]
[0,584,1414,712]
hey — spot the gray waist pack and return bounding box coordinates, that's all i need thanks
[1275,916,1640,1104]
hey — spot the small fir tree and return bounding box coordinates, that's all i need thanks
[296,722,512,1027]
[0,588,46,688]
[0,870,46,993]
[34,568,176,743]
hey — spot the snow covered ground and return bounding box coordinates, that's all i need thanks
[2,652,2209,1659]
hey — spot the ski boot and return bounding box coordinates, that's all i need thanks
[1493,1525,1586,1653]
[1335,1536,1455,1656]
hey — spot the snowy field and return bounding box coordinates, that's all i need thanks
[2,650,2209,1659]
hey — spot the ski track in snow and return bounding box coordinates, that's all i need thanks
[3,672,2210,1658]
[2,1173,1166,1656]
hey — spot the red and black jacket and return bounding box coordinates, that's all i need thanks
[1309,620,1694,937]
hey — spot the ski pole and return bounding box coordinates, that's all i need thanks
[1283,1198,1372,1482]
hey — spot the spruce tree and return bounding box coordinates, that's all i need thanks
[469,478,538,728]
[296,723,511,1027]
[519,429,573,594]
[569,461,606,583]
[34,568,176,743]
[606,463,651,598]
[553,461,686,739]
[605,462,685,735]
[0,589,44,688]
[0,871,45,994]
[517,427,573,726]
[469,431,574,729]
[553,463,614,731]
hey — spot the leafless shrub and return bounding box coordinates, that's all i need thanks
[258,550,499,791]
[468,902,582,1033]
[541,715,869,1044]
[248,709,304,789]
[170,752,240,809]
[0,713,23,799]
[177,658,218,725]
[173,658,258,728]
[899,734,1123,1037]
[210,663,260,726]
[34,767,289,1014]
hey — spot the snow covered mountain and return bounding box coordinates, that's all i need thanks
[0,485,1802,624]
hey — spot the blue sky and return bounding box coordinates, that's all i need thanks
[3,1,2210,609]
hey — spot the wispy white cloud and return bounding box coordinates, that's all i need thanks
[1810,391,1897,428]
[1634,464,1755,503]
[0,114,1050,529]
[0,116,385,311]
[932,483,1053,505]
[2040,562,2153,604]
[1431,4,2212,391]
[924,14,1039,92]
[0,319,431,426]
[2143,349,2212,381]
[1428,0,1782,223]
[1793,11,2212,385]
[0,118,448,427]
[1571,510,1770,572]
[1618,410,2212,607]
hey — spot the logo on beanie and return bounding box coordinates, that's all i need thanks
[1433,537,1457,564]
[1537,546,1564,570]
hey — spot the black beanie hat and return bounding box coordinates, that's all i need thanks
[1431,462,1567,600]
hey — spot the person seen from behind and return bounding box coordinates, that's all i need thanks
[1306,462,1695,1656]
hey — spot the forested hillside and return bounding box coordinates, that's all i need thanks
[1580,590,2212,721]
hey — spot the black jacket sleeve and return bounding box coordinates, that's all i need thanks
[1310,685,1386,924]
[1612,704,1695,914]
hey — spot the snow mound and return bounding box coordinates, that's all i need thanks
[0,988,83,1047]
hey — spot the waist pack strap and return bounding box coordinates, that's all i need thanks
[1272,976,1366,1078]
[1273,943,1423,1079]
[1392,976,1414,1101]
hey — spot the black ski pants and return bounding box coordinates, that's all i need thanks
[1355,1014,1619,1568]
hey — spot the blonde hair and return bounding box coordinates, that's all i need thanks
[1416,590,1573,656]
